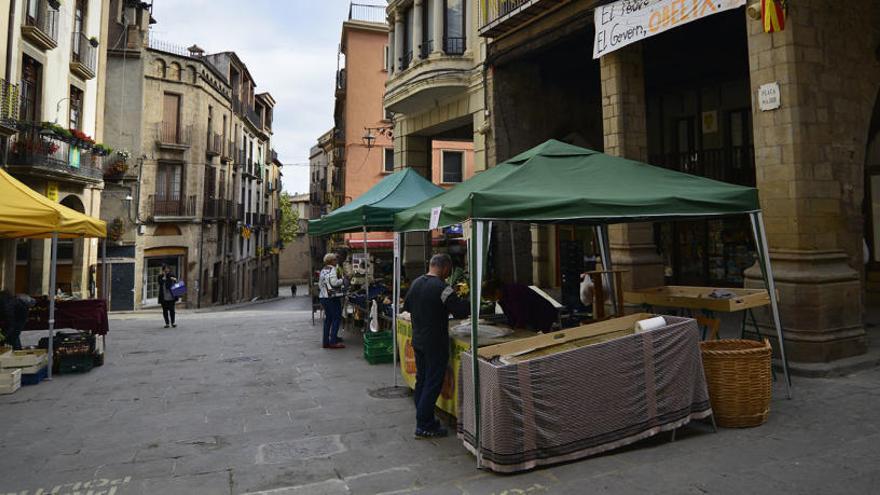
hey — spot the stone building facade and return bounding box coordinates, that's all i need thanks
[479,0,880,364]
[100,0,279,310]
[0,0,110,298]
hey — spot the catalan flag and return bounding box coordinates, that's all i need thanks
[762,0,786,33]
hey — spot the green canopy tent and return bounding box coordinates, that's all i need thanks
[308,167,444,387]
[392,139,790,468]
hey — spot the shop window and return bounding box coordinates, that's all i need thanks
[442,150,463,183]
[383,148,394,173]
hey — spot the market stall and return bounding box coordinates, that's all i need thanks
[308,168,444,376]
[0,168,107,379]
[394,139,791,469]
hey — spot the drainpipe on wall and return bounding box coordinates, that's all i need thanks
[2,0,17,169]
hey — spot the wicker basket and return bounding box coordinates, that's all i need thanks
[700,339,772,428]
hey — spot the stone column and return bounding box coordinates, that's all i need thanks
[394,10,404,72]
[599,43,664,292]
[413,0,423,61]
[387,28,394,76]
[395,133,432,276]
[743,0,880,362]
[432,0,444,56]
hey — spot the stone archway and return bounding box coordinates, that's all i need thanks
[60,195,87,297]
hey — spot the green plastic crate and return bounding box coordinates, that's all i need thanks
[363,332,394,354]
[364,350,394,365]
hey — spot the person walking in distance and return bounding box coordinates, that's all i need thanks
[319,253,345,349]
[158,264,179,328]
[404,254,470,439]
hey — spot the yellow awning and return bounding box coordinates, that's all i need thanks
[0,168,106,239]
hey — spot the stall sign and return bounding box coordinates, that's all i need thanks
[46,181,59,202]
[593,0,747,59]
[429,206,442,230]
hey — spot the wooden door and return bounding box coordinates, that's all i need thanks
[163,93,180,142]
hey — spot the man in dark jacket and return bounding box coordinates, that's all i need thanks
[157,264,179,328]
[403,254,470,439]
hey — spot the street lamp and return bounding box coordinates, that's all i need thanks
[362,129,376,149]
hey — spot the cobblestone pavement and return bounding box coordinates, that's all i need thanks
[1,296,878,494]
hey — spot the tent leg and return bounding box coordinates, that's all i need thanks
[392,232,401,388]
[509,222,517,283]
[363,226,370,332]
[750,212,792,399]
[594,225,617,316]
[47,232,58,380]
[469,221,485,469]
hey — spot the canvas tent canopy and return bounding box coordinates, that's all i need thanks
[0,167,107,381]
[308,167,444,236]
[393,140,760,231]
[390,139,789,469]
[0,168,106,239]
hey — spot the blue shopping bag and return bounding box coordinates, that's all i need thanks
[170,281,187,298]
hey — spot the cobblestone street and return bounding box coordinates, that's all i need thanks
[2,296,879,495]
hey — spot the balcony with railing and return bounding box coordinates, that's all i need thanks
[478,0,565,38]
[156,122,192,150]
[6,128,104,183]
[206,132,221,157]
[150,194,196,219]
[222,140,234,162]
[0,79,20,136]
[22,2,59,51]
[70,32,96,80]
[443,37,466,56]
[349,3,387,24]
[203,197,230,219]
[245,106,262,129]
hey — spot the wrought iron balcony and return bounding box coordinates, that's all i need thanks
[419,40,433,59]
[22,3,59,51]
[349,3,387,23]
[478,0,565,38]
[206,132,221,157]
[444,37,466,56]
[156,122,192,149]
[70,32,96,80]
[6,129,103,183]
[150,194,196,219]
[0,79,20,136]
[401,50,413,70]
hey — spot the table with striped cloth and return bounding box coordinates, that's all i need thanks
[457,316,712,473]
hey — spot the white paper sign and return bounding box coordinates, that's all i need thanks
[393,234,400,258]
[759,82,781,111]
[593,0,746,59]
[429,206,442,230]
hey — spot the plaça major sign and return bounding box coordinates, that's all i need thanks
[593,0,746,59]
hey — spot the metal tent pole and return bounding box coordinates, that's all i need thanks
[101,239,108,300]
[363,225,370,331]
[47,232,58,380]
[469,220,484,469]
[594,225,617,315]
[509,222,517,283]
[392,232,401,387]
[750,212,792,398]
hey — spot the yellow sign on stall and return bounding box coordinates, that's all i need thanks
[396,319,471,417]
[45,182,59,202]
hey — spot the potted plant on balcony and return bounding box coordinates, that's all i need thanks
[93,143,113,156]
[89,37,99,48]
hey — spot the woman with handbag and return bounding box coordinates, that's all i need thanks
[158,264,179,328]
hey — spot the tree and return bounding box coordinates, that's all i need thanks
[279,192,300,247]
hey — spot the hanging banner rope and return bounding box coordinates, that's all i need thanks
[593,0,747,59]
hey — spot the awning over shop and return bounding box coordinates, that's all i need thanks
[393,140,760,231]
[309,167,444,236]
[0,168,106,239]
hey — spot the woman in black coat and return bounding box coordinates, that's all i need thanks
[157,264,179,328]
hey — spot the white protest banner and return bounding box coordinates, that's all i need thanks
[593,0,746,59]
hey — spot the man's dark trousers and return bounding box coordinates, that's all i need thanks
[413,346,449,431]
